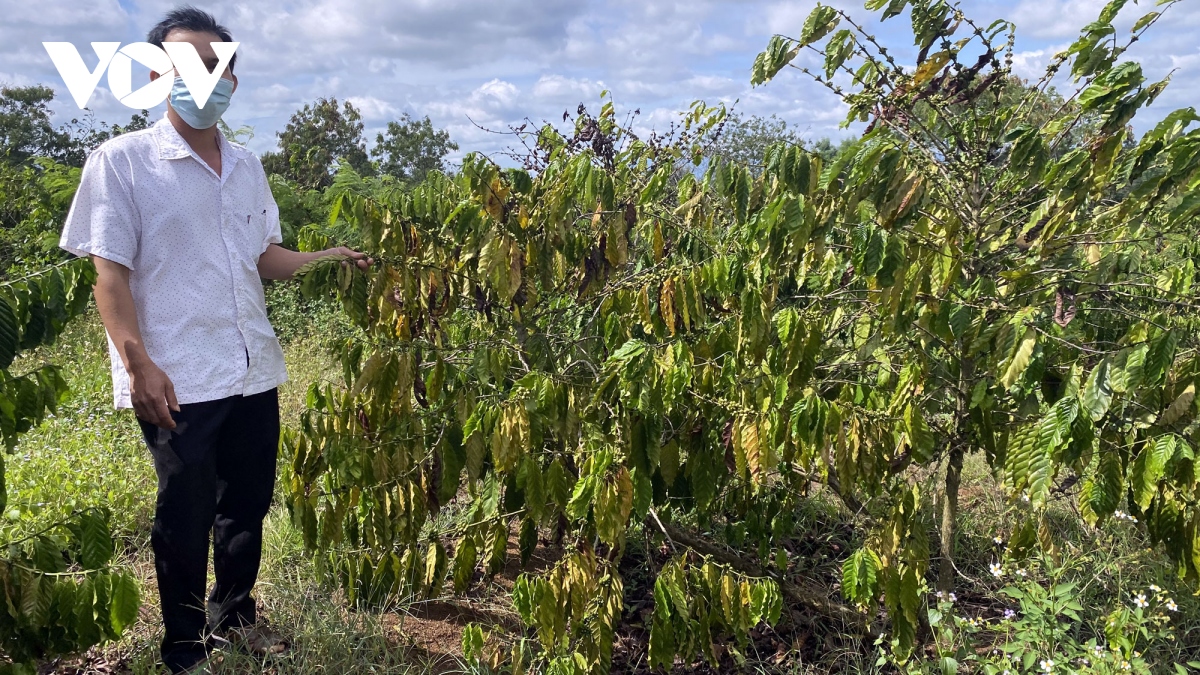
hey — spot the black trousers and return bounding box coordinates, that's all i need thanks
[137,388,280,673]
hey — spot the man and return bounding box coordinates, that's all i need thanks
[59,8,369,674]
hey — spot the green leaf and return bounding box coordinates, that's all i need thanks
[1143,329,1178,386]
[841,548,881,606]
[800,5,840,46]
[751,36,799,86]
[1080,450,1123,524]
[905,404,936,463]
[1132,11,1160,33]
[452,536,478,593]
[867,0,909,20]
[1132,435,1176,510]
[518,517,538,566]
[78,510,113,570]
[33,535,66,573]
[109,572,139,635]
[0,298,18,371]
[824,30,855,79]
[1099,0,1129,23]
[293,253,350,279]
[1082,359,1114,421]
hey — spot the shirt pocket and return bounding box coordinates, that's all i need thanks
[226,199,269,264]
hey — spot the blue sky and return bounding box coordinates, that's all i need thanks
[2,0,1197,164]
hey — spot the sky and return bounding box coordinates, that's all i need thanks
[1,0,1197,165]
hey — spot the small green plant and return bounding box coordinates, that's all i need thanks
[883,552,1193,674]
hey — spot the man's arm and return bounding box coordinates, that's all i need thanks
[91,256,179,429]
[257,244,372,280]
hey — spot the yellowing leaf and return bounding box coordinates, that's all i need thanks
[1000,327,1036,389]
[484,177,509,221]
[594,467,633,546]
[735,416,763,484]
[1159,383,1196,426]
[911,51,950,87]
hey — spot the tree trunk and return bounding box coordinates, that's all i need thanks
[939,350,973,592]
[937,445,964,592]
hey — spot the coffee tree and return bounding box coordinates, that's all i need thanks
[750,0,1200,658]
[290,0,1200,668]
[0,259,140,673]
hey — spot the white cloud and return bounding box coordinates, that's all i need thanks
[0,0,1195,159]
[531,75,606,103]
[346,95,397,121]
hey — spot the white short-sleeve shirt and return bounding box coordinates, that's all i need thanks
[60,113,288,408]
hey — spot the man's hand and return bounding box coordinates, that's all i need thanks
[91,255,180,428]
[330,246,373,270]
[128,357,180,429]
[258,244,373,280]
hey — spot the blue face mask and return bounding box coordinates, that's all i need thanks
[168,76,234,130]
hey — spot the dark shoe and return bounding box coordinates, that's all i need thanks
[215,621,290,658]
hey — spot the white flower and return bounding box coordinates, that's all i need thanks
[1021,493,1031,503]
[1121,660,1132,671]
[1166,599,1178,612]
[993,536,1004,544]
[1016,568,1027,578]
[1134,593,1148,608]
[1040,658,1055,672]
[1149,584,1161,593]
[949,592,957,603]
[936,591,945,600]
[990,562,1004,577]
[1093,644,1105,655]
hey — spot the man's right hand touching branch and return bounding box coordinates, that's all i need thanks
[92,256,180,429]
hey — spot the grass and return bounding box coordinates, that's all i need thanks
[4,314,154,541]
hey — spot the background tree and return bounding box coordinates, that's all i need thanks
[371,113,458,183]
[261,97,374,189]
[0,87,147,274]
[0,86,75,165]
[807,136,857,163]
[0,86,149,168]
[708,110,857,169]
[707,111,803,171]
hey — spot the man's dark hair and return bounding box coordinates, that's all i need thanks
[147,6,236,72]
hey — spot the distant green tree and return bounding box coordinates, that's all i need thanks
[708,111,802,171]
[0,86,149,167]
[708,111,858,168]
[371,113,458,183]
[807,136,857,163]
[262,97,374,189]
[0,86,76,165]
[61,110,151,165]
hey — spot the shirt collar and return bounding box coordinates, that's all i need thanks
[153,112,251,163]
